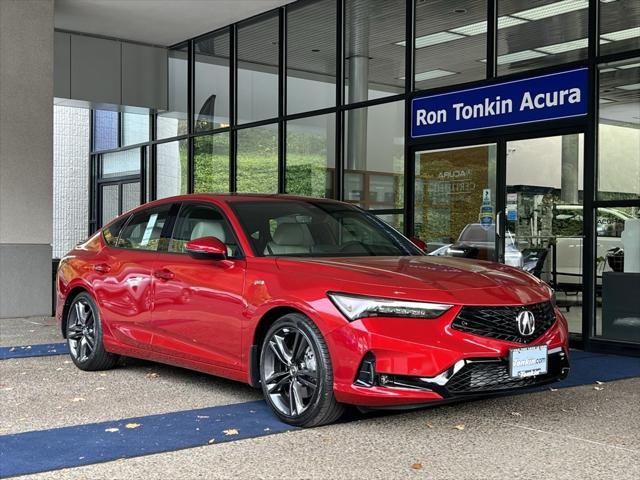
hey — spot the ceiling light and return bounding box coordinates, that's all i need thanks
[617,83,640,91]
[600,67,618,73]
[450,16,528,36]
[412,69,458,82]
[512,0,588,21]
[601,27,640,42]
[619,62,640,70]
[397,31,465,49]
[537,38,588,54]
[495,50,548,65]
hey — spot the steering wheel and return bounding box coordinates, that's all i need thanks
[339,240,369,254]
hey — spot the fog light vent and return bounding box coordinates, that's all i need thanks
[355,352,376,387]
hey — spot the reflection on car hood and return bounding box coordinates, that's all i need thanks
[275,255,540,292]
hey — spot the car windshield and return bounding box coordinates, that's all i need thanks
[230,199,421,257]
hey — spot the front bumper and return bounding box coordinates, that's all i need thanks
[327,307,570,407]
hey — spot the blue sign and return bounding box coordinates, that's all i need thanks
[411,68,588,138]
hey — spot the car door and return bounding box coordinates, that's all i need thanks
[150,201,246,369]
[93,202,174,350]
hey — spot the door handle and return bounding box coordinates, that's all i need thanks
[496,211,502,237]
[153,268,175,281]
[93,263,111,273]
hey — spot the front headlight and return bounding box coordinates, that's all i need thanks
[327,292,452,321]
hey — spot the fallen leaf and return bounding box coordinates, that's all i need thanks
[453,424,465,430]
[425,423,434,429]
[95,387,106,391]
[146,372,160,379]
[55,368,63,371]
[595,381,604,385]
[594,386,604,391]
[125,423,141,429]
[105,428,119,433]
[549,387,558,392]
[263,427,270,432]
[510,412,522,417]
[411,463,423,470]
[223,428,239,436]
[99,373,107,377]
[208,438,215,444]
[71,397,85,402]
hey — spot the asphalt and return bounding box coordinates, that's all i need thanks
[1,317,639,480]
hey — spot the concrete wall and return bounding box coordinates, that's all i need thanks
[0,0,54,317]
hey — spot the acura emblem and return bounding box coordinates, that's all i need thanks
[516,310,536,336]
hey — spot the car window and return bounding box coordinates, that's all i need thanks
[231,200,420,257]
[169,203,241,258]
[553,208,583,236]
[103,215,130,247]
[117,204,172,251]
[597,210,626,238]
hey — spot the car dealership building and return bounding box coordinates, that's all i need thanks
[0,0,638,355]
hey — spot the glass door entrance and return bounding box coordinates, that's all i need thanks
[414,144,498,261]
[504,134,585,334]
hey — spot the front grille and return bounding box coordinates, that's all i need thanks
[451,301,556,344]
[445,358,560,394]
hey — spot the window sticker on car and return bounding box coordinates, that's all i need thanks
[140,214,158,246]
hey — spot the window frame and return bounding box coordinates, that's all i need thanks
[165,201,246,259]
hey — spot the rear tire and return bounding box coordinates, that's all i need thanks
[66,292,119,371]
[260,313,345,427]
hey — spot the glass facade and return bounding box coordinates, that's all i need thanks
[194,29,230,131]
[86,0,640,353]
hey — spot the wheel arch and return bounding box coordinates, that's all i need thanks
[248,306,307,388]
[60,286,90,338]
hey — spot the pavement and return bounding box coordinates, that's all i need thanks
[1,316,639,480]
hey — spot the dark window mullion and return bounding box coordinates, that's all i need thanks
[335,0,345,200]
[230,24,238,193]
[486,0,497,79]
[403,0,415,236]
[278,7,287,194]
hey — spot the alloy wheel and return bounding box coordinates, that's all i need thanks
[67,299,96,363]
[262,326,319,417]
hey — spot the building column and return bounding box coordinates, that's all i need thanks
[0,0,54,318]
[345,2,369,171]
[561,134,580,204]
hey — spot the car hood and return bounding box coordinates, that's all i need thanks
[275,256,550,305]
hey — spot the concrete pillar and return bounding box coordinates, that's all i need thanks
[0,0,54,318]
[561,134,580,204]
[346,1,369,171]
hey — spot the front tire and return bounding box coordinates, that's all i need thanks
[260,313,345,427]
[66,292,118,371]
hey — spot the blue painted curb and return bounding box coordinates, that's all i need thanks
[0,400,296,478]
[0,343,68,360]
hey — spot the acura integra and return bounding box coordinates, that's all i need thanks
[56,195,570,427]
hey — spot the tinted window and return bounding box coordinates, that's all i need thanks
[553,208,583,236]
[231,200,420,257]
[169,203,241,257]
[117,204,172,251]
[103,215,130,247]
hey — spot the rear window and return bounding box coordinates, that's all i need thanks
[102,216,129,247]
[116,204,172,251]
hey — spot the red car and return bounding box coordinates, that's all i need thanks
[56,194,569,427]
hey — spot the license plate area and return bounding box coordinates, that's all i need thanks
[509,345,548,378]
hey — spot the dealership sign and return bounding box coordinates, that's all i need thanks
[411,68,588,138]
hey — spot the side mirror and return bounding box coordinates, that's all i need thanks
[410,236,427,252]
[185,236,227,260]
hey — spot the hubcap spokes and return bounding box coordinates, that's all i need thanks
[67,300,96,362]
[264,327,318,417]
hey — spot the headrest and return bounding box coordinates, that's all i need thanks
[191,220,226,242]
[272,223,309,246]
